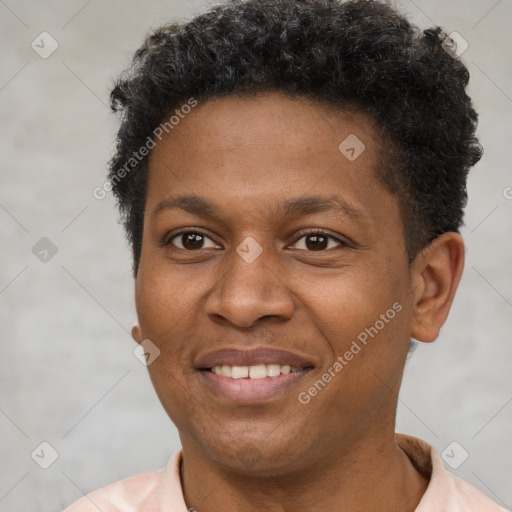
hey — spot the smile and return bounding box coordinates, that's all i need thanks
[210,364,303,379]
[199,366,313,403]
[195,346,316,403]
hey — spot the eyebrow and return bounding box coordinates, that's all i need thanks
[152,194,366,222]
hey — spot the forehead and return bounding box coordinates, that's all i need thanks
[149,92,380,167]
[145,92,398,231]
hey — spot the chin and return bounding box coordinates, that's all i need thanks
[190,421,317,476]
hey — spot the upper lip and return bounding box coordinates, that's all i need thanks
[195,347,316,369]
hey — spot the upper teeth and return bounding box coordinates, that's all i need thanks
[210,364,303,379]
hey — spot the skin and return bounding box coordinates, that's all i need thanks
[131,91,465,512]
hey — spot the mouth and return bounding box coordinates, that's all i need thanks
[208,363,305,379]
[195,347,316,403]
[198,367,313,403]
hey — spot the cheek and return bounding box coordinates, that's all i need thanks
[134,271,198,406]
[146,360,202,435]
[306,265,396,339]
[305,265,408,386]
[135,262,199,336]
[135,269,202,427]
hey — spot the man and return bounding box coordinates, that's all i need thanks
[64,0,506,510]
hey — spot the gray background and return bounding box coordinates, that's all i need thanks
[1,0,511,510]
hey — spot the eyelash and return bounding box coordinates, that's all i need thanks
[163,227,349,251]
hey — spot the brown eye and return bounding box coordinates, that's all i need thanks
[167,230,220,250]
[290,231,345,251]
[304,234,329,250]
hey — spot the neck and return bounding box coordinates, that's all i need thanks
[180,431,429,512]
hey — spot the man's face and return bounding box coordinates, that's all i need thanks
[134,92,415,474]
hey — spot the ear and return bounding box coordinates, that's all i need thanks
[131,323,143,345]
[410,232,465,343]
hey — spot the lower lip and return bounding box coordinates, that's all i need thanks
[198,369,313,403]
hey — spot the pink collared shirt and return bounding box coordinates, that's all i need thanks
[62,433,507,511]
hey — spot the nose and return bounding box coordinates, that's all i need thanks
[204,243,295,328]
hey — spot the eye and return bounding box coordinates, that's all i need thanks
[164,228,348,252]
[289,230,346,251]
[165,229,221,251]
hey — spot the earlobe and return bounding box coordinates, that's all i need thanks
[410,232,465,343]
[131,324,143,344]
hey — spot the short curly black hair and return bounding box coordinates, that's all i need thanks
[107,0,482,277]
